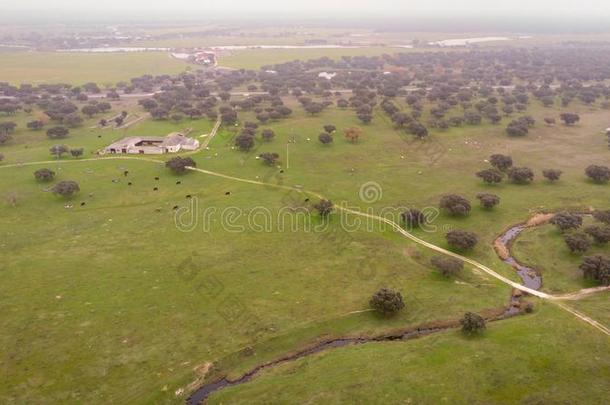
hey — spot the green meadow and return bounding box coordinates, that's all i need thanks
[1,90,609,403]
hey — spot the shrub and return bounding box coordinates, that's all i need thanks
[542,169,562,182]
[52,180,80,198]
[430,256,464,277]
[34,168,55,182]
[476,169,503,184]
[439,194,471,216]
[489,154,513,171]
[259,152,279,165]
[402,209,425,229]
[564,233,590,254]
[476,193,500,209]
[550,212,583,232]
[585,165,610,183]
[446,230,478,250]
[313,199,333,217]
[584,226,610,244]
[579,255,610,285]
[318,133,333,144]
[508,167,534,184]
[369,288,405,315]
[165,156,196,174]
[460,312,486,335]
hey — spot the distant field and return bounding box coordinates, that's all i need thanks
[218,47,403,69]
[0,51,187,86]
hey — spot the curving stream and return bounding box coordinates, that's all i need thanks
[186,219,547,404]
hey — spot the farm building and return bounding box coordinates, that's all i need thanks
[104,133,199,154]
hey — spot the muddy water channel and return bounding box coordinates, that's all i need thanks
[188,219,550,404]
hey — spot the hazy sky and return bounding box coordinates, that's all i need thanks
[4,0,610,18]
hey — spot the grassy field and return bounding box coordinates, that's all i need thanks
[1,90,609,403]
[0,51,187,86]
[512,217,609,294]
[218,47,403,69]
[208,302,610,404]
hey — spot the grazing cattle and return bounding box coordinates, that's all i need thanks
[127,182,132,186]
[80,202,86,206]
[176,181,182,185]
[153,187,158,191]
[172,205,179,210]
[124,171,129,176]
[186,195,192,199]
[155,177,159,180]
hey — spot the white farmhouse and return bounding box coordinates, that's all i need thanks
[104,133,199,154]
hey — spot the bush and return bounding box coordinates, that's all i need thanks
[446,230,478,250]
[460,312,486,335]
[313,199,333,217]
[476,169,503,184]
[585,165,610,183]
[564,233,590,254]
[259,152,279,165]
[542,169,562,182]
[34,168,55,182]
[550,212,583,232]
[52,180,80,198]
[318,133,333,144]
[489,154,513,171]
[579,255,610,285]
[369,288,405,315]
[439,194,471,216]
[165,156,196,174]
[584,226,610,244]
[508,167,534,184]
[476,193,500,209]
[430,256,464,277]
[402,209,424,228]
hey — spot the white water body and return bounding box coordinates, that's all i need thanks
[59,47,171,53]
[429,37,512,47]
[60,44,413,53]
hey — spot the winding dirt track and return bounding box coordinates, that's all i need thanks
[1,156,608,336]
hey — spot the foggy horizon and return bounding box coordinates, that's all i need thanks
[3,0,610,22]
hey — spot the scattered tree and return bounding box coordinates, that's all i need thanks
[584,226,610,244]
[593,210,610,225]
[542,169,562,182]
[564,233,590,254]
[46,126,69,139]
[52,180,80,198]
[430,256,463,277]
[318,133,333,144]
[49,144,69,158]
[550,212,583,232]
[489,154,513,172]
[261,129,275,142]
[460,312,486,335]
[27,120,44,130]
[165,156,196,174]
[585,165,610,183]
[476,169,503,184]
[313,199,334,217]
[235,134,255,151]
[446,229,478,250]
[34,168,55,182]
[402,209,425,228]
[70,148,84,158]
[579,255,610,285]
[439,194,471,216]
[476,193,500,209]
[259,152,279,165]
[508,167,534,184]
[560,112,580,126]
[369,288,405,316]
[323,124,336,133]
